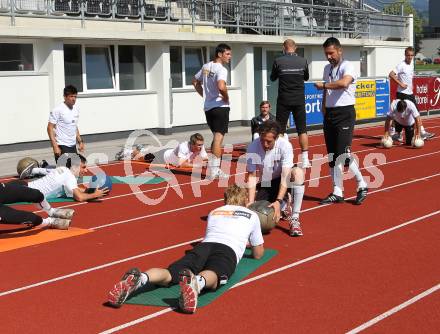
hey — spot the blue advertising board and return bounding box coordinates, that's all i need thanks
[375,78,390,117]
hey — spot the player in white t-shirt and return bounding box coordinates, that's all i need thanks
[246,120,305,237]
[383,100,422,146]
[115,133,208,169]
[389,47,434,141]
[26,154,109,227]
[314,37,368,206]
[107,184,264,313]
[193,44,232,180]
[47,85,85,162]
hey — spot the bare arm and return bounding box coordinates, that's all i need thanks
[47,122,61,156]
[322,74,354,90]
[251,244,265,260]
[72,187,109,202]
[268,166,291,222]
[247,171,258,205]
[192,78,203,97]
[414,116,422,137]
[76,128,84,152]
[389,70,408,89]
[384,117,392,137]
[218,79,229,103]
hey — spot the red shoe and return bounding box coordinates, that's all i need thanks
[289,217,303,237]
[178,269,200,314]
[108,268,141,308]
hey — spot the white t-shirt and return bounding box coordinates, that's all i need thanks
[323,60,357,107]
[203,205,264,263]
[194,61,229,111]
[28,167,78,199]
[49,103,80,146]
[246,137,294,182]
[388,100,419,126]
[394,60,413,95]
[163,141,208,166]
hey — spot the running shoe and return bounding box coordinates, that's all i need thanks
[178,269,200,314]
[289,217,303,237]
[47,217,71,230]
[421,132,435,140]
[50,208,75,220]
[108,268,142,308]
[319,193,345,205]
[355,187,368,205]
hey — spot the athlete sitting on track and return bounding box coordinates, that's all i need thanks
[107,184,264,313]
[0,182,71,230]
[384,99,422,146]
[246,120,305,237]
[250,100,276,140]
[115,133,208,168]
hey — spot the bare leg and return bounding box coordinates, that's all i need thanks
[144,268,173,286]
[298,133,309,152]
[198,270,219,290]
[211,132,225,158]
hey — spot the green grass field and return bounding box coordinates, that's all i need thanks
[415,64,440,73]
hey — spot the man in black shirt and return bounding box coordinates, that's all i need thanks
[250,100,276,140]
[270,39,310,168]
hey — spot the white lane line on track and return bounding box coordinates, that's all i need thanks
[99,210,440,334]
[0,238,203,298]
[3,121,438,183]
[1,172,439,299]
[90,149,440,230]
[346,283,440,334]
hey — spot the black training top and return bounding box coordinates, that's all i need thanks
[250,113,276,136]
[270,53,309,105]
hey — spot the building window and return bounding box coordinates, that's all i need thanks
[64,44,83,92]
[171,46,232,88]
[85,46,115,90]
[170,46,182,88]
[63,44,146,92]
[0,43,33,71]
[118,45,146,90]
[360,50,368,77]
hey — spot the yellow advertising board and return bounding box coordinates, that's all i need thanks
[355,80,376,120]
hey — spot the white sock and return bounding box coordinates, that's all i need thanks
[209,156,220,173]
[389,126,395,135]
[196,275,206,291]
[41,218,51,227]
[38,200,55,216]
[348,160,367,189]
[292,184,304,219]
[140,272,149,286]
[332,164,344,197]
[301,150,309,162]
[31,167,50,176]
[421,125,426,134]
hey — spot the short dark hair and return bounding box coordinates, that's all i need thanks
[323,37,341,49]
[190,133,204,145]
[259,119,281,137]
[405,46,415,54]
[259,100,271,108]
[215,43,231,58]
[62,153,87,169]
[396,100,407,113]
[64,85,78,96]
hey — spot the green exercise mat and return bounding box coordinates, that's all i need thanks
[81,175,167,185]
[126,248,277,308]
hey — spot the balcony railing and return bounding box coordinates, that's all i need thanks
[0,0,411,41]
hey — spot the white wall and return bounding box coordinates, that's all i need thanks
[370,46,405,77]
[0,74,50,144]
[172,89,242,127]
[77,94,159,134]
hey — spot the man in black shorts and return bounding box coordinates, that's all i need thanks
[314,37,367,205]
[0,181,71,230]
[270,39,311,168]
[107,184,264,313]
[193,43,232,179]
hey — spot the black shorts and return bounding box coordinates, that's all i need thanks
[323,105,356,168]
[276,102,307,135]
[205,107,230,135]
[394,121,415,145]
[396,92,418,111]
[256,177,291,203]
[168,242,236,286]
[55,145,78,163]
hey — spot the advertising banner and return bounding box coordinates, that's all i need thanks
[355,80,376,120]
[375,78,390,117]
[390,75,440,112]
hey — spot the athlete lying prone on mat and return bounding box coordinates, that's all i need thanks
[115,133,208,169]
[107,184,264,313]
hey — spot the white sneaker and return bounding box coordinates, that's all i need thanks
[50,208,75,220]
[207,169,229,180]
[47,218,71,230]
[289,217,303,237]
[300,159,311,169]
[178,269,200,314]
